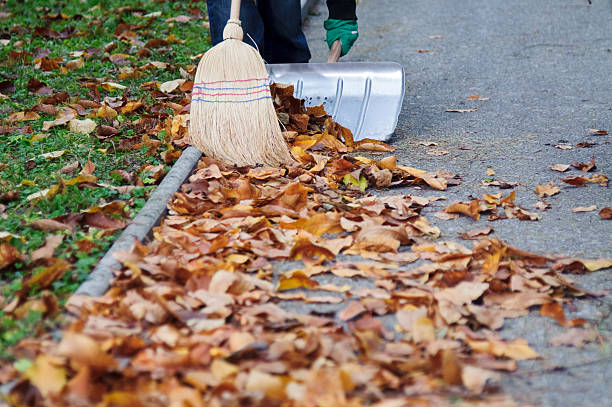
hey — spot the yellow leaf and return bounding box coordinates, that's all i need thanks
[39,150,66,159]
[96,105,118,119]
[23,355,67,397]
[101,81,126,91]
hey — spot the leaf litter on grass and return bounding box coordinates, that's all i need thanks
[2,86,611,406]
[0,0,210,357]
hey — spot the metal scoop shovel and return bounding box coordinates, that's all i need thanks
[267,40,405,142]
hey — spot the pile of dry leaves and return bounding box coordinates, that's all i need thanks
[1,85,610,407]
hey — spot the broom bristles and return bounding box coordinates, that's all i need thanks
[189,20,294,168]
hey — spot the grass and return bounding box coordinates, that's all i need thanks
[0,0,210,358]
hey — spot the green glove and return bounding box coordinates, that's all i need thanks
[324,19,358,57]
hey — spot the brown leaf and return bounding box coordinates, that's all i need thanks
[5,111,40,123]
[0,243,20,269]
[570,157,596,172]
[599,207,612,219]
[550,163,570,172]
[466,94,490,101]
[280,212,342,236]
[461,366,499,394]
[58,332,117,370]
[549,328,599,348]
[247,167,285,180]
[80,160,96,176]
[30,218,73,232]
[588,128,607,135]
[445,200,485,220]
[338,301,366,321]
[554,144,572,150]
[561,176,587,187]
[436,282,489,305]
[459,227,493,239]
[540,303,585,328]
[467,338,539,360]
[42,107,76,131]
[83,212,126,230]
[31,234,64,262]
[535,182,560,198]
[572,205,597,213]
[289,238,335,265]
[22,258,71,292]
[353,138,395,152]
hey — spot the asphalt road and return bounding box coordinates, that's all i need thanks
[295,1,612,405]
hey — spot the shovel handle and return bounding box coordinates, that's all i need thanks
[328,40,342,63]
[230,0,241,21]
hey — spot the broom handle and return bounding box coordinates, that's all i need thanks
[230,0,241,21]
[328,40,342,63]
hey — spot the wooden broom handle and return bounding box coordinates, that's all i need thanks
[230,0,241,21]
[328,40,342,63]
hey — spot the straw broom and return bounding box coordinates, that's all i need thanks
[189,0,294,167]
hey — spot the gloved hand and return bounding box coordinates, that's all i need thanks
[324,19,358,57]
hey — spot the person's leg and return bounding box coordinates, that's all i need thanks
[205,0,265,52]
[257,0,311,63]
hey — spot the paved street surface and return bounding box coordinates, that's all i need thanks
[300,1,612,405]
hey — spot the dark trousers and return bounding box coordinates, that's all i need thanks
[206,0,311,63]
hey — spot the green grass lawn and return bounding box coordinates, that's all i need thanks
[0,0,210,357]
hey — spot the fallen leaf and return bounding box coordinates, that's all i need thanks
[31,234,64,262]
[459,227,493,239]
[160,79,186,93]
[39,150,66,159]
[550,164,570,172]
[23,355,67,397]
[467,338,539,360]
[599,207,612,219]
[588,128,607,135]
[5,111,40,123]
[338,301,366,321]
[540,302,585,327]
[466,94,490,101]
[0,243,20,269]
[277,270,319,291]
[561,176,588,187]
[68,118,97,135]
[535,182,560,198]
[549,328,598,348]
[445,200,485,220]
[572,205,597,213]
[570,157,596,172]
[554,144,572,150]
[57,332,117,370]
[30,219,73,232]
[461,365,499,394]
[436,282,489,305]
[446,108,478,113]
[42,107,76,131]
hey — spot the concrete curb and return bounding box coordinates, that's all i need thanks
[74,0,318,297]
[75,146,201,297]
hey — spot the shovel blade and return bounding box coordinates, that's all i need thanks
[267,62,404,142]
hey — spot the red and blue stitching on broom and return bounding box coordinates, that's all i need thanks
[189,0,294,167]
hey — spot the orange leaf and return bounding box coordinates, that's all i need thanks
[280,212,343,236]
[290,238,335,265]
[353,138,395,152]
[540,302,585,328]
[0,242,20,269]
[277,270,319,291]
